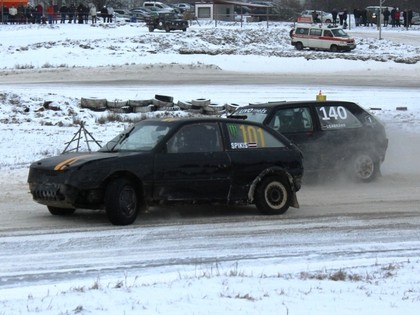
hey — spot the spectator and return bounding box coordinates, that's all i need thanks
[77,3,84,24]
[107,6,114,23]
[338,9,344,26]
[342,9,348,28]
[59,4,67,24]
[353,8,360,26]
[100,5,107,23]
[35,3,43,23]
[395,8,401,27]
[47,3,55,24]
[68,3,75,23]
[9,5,17,24]
[332,8,338,25]
[89,4,97,24]
[2,6,9,24]
[383,8,390,27]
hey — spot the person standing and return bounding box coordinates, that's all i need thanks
[395,8,401,27]
[59,4,67,24]
[100,5,107,23]
[383,7,390,27]
[47,3,55,24]
[68,3,75,23]
[107,5,113,23]
[9,5,17,24]
[89,4,97,24]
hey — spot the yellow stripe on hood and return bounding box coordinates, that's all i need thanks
[54,157,80,171]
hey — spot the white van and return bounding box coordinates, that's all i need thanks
[291,24,356,52]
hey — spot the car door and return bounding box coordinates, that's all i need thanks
[266,106,322,171]
[153,122,231,201]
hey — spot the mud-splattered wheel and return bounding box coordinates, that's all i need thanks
[255,176,291,215]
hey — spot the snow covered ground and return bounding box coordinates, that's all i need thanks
[1,20,420,314]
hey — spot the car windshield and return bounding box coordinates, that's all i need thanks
[100,121,171,152]
[331,29,349,38]
[233,107,269,124]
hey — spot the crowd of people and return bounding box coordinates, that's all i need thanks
[353,7,414,28]
[1,3,115,25]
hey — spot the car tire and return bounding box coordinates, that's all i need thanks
[148,26,154,32]
[295,42,304,51]
[105,178,139,225]
[348,153,379,182]
[47,206,76,215]
[255,176,291,215]
[330,44,338,52]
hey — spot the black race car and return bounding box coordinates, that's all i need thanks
[231,101,388,182]
[28,118,303,225]
[146,12,188,32]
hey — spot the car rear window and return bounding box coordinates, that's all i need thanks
[316,105,362,130]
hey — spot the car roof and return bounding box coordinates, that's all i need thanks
[135,116,270,127]
[239,100,358,109]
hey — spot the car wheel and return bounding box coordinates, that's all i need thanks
[295,42,304,51]
[165,25,170,32]
[325,19,332,23]
[330,45,338,52]
[47,206,76,215]
[348,153,378,182]
[148,26,154,32]
[255,176,290,215]
[105,178,139,225]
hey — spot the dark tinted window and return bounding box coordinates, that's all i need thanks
[268,107,313,133]
[167,123,222,153]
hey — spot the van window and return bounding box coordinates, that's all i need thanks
[296,27,309,35]
[323,30,333,37]
[331,29,349,38]
[309,29,322,36]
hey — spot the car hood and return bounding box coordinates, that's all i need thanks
[31,152,118,171]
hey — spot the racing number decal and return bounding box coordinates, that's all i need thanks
[318,106,348,121]
[239,125,265,147]
[229,124,266,149]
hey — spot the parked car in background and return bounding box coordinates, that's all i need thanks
[173,3,193,13]
[291,24,356,52]
[28,118,303,225]
[299,10,333,23]
[143,1,177,13]
[231,101,388,182]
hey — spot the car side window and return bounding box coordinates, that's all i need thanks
[269,107,313,134]
[226,122,285,149]
[310,29,322,36]
[296,27,309,35]
[316,105,363,130]
[167,123,223,153]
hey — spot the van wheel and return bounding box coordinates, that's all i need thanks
[330,45,339,52]
[295,42,304,50]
